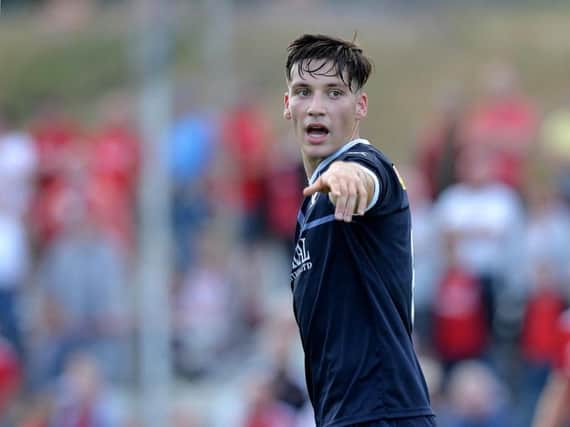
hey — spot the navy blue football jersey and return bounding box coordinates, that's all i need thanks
[290,139,433,427]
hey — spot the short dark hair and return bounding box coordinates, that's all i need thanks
[285,34,373,92]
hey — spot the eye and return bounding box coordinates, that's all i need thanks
[295,87,310,97]
[328,89,343,98]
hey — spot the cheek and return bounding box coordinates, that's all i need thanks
[334,107,357,129]
[289,103,304,123]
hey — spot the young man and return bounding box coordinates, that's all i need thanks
[284,34,435,427]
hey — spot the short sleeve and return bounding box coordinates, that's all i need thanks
[341,149,409,216]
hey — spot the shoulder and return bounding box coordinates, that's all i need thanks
[341,141,389,162]
[340,142,397,180]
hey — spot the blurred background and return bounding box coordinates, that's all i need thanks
[1,0,570,426]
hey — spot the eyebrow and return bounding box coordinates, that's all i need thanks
[291,82,347,89]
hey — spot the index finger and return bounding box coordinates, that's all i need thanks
[303,177,328,197]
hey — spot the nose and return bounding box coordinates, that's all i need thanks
[307,93,326,116]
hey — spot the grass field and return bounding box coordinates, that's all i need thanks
[1,3,570,163]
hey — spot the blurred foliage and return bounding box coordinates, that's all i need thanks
[1,3,570,162]
[0,10,131,123]
[1,34,127,123]
[227,5,570,163]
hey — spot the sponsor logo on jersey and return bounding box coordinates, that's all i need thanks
[291,237,312,282]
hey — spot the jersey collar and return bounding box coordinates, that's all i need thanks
[308,138,370,185]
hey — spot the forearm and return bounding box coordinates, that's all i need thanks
[532,373,570,427]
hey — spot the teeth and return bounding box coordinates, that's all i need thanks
[307,125,328,133]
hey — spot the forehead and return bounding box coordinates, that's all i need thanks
[288,60,349,87]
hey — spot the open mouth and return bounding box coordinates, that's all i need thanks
[305,123,330,140]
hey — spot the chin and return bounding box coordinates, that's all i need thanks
[303,144,334,161]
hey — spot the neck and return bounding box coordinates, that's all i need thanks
[302,156,318,180]
[302,133,362,180]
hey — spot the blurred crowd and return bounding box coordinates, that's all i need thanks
[0,84,306,427]
[1,58,570,427]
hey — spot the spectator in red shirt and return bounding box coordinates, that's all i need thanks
[521,264,565,365]
[30,138,134,255]
[264,137,303,251]
[462,61,538,191]
[0,338,21,424]
[221,98,273,242]
[531,309,570,427]
[518,261,566,427]
[433,235,489,367]
[29,97,81,191]
[28,99,82,248]
[88,91,140,202]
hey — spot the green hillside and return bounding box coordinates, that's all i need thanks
[1,4,569,162]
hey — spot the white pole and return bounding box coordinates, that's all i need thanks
[204,0,235,107]
[133,0,174,426]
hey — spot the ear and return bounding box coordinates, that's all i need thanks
[355,92,368,120]
[283,91,292,120]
